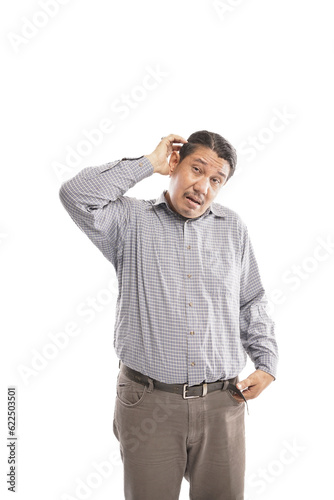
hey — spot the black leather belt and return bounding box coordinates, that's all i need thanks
[119,362,248,408]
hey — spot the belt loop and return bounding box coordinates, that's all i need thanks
[221,380,229,391]
[147,377,154,393]
[118,359,121,369]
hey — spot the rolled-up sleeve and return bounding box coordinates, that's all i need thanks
[239,223,279,379]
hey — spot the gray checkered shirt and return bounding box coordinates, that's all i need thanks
[59,156,278,386]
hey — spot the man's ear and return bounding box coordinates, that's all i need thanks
[169,151,180,175]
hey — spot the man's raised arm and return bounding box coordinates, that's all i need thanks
[58,134,187,265]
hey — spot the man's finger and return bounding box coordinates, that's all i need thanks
[237,378,252,391]
[161,134,188,144]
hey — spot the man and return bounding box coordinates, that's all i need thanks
[59,131,278,500]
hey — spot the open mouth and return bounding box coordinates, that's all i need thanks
[185,195,202,207]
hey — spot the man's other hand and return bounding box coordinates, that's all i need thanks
[232,369,275,402]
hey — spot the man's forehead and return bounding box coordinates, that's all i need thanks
[188,149,230,172]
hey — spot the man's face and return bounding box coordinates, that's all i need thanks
[165,146,231,219]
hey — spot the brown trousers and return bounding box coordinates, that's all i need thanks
[113,364,245,500]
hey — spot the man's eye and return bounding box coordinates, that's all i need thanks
[193,166,200,172]
[212,178,220,184]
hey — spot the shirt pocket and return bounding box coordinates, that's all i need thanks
[202,246,240,300]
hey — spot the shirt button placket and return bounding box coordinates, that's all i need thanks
[185,221,197,382]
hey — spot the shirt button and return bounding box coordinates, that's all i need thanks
[191,362,195,366]
[190,331,195,335]
[189,302,193,307]
[187,245,191,250]
[187,274,192,278]
[139,162,143,167]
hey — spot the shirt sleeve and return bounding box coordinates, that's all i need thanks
[58,156,154,267]
[238,222,279,379]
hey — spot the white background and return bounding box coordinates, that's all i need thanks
[1,0,333,498]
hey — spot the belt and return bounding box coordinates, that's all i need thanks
[119,362,248,410]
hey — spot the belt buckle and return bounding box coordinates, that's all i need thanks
[182,383,208,399]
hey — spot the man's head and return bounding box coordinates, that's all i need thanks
[165,130,237,219]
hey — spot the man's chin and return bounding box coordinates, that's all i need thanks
[182,197,206,216]
[166,193,205,218]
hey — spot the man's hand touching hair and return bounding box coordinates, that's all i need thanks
[145,134,188,175]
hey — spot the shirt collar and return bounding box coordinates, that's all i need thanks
[153,191,226,218]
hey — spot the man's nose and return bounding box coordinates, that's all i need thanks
[193,177,210,195]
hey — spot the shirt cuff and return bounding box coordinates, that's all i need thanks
[120,156,154,181]
[255,360,278,381]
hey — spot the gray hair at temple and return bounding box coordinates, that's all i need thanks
[178,130,237,180]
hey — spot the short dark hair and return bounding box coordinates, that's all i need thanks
[178,130,237,180]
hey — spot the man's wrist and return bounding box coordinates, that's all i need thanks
[257,368,276,381]
[144,153,161,173]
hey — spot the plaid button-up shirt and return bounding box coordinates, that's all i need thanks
[59,156,278,386]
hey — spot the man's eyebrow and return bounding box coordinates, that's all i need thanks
[192,158,208,165]
[192,158,227,178]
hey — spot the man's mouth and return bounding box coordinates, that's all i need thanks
[185,195,202,207]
